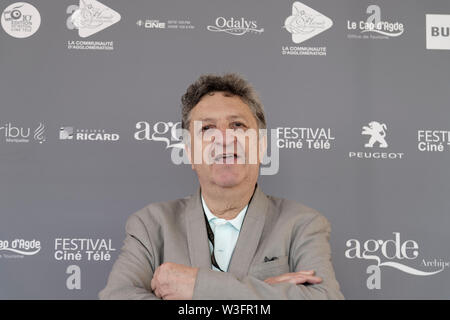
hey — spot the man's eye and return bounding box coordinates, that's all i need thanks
[233,122,246,128]
[201,125,212,132]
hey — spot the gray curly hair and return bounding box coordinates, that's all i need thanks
[181,73,267,130]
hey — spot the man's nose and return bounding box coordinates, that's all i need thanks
[213,127,237,146]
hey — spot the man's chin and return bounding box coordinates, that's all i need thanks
[213,181,239,188]
[212,177,242,189]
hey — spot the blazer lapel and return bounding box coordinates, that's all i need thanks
[227,184,269,279]
[185,186,212,269]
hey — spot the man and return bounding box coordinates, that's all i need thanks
[99,73,344,300]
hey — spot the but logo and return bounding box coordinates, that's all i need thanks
[426,14,450,50]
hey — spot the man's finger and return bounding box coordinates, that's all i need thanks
[151,277,156,291]
[154,287,162,298]
[273,270,315,282]
[265,274,323,285]
[287,276,308,284]
[297,270,315,275]
[264,274,295,284]
[155,266,162,280]
[293,275,322,284]
[277,272,315,282]
[264,273,294,284]
[265,275,300,285]
[289,274,322,284]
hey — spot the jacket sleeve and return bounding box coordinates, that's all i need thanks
[193,214,345,300]
[98,213,160,300]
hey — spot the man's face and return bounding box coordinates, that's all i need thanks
[186,91,265,189]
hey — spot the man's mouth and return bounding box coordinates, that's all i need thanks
[214,153,239,162]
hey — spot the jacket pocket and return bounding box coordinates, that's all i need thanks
[249,255,290,280]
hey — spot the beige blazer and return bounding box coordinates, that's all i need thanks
[99,184,344,299]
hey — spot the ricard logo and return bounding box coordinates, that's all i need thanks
[59,126,119,142]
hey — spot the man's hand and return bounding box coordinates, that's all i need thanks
[151,262,199,300]
[264,270,323,285]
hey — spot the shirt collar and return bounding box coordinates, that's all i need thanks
[201,194,248,231]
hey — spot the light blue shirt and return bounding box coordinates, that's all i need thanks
[201,194,248,272]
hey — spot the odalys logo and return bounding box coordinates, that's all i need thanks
[345,232,448,289]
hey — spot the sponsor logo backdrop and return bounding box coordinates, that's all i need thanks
[1,0,449,299]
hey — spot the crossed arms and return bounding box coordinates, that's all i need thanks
[99,213,344,300]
